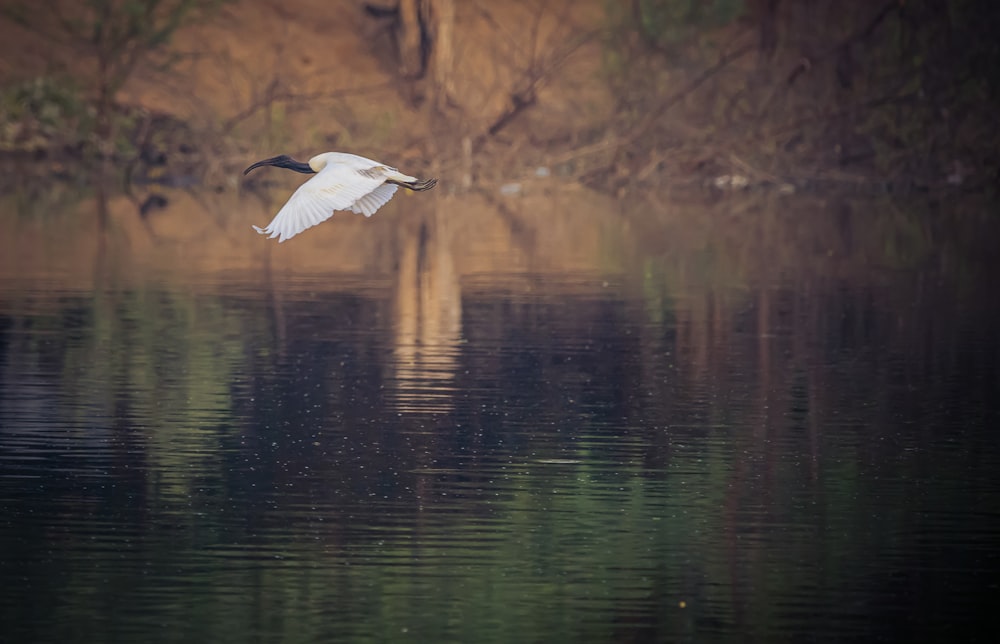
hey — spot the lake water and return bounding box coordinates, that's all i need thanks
[1,184,998,643]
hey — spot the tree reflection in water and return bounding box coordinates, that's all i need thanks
[391,209,462,415]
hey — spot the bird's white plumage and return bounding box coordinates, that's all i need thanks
[252,153,417,242]
[350,183,398,217]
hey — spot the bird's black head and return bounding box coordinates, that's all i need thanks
[243,154,315,176]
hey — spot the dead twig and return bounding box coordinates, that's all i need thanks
[785,1,899,87]
[623,43,755,147]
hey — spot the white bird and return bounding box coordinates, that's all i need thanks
[243,152,437,242]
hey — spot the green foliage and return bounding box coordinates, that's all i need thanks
[2,1,211,83]
[1,76,85,129]
[632,0,745,49]
[0,74,174,162]
[1,0,226,146]
[0,76,94,151]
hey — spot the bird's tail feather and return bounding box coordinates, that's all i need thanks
[400,178,437,192]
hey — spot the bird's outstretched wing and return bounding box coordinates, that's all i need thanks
[252,163,394,242]
[350,183,398,217]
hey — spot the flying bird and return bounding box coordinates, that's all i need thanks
[244,152,437,242]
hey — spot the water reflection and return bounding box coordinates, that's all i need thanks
[392,209,462,414]
[0,187,998,643]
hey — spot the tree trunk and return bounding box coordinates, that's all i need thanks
[95,56,115,155]
[430,0,455,110]
[391,0,456,109]
[397,0,425,79]
[746,0,781,60]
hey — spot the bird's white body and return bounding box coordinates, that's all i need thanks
[251,152,426,243]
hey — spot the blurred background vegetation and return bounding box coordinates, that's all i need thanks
[0,0,997,195]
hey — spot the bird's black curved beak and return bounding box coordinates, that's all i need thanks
[243,154,314,175]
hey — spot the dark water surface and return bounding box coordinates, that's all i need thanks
[1,192,998,643]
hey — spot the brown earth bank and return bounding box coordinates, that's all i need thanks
[0,0,998,197]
